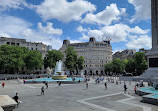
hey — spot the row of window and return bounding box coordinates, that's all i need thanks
[76,48,111,52]
[73,44,109,48]
[84,64,104,68]
[7,42,20,46]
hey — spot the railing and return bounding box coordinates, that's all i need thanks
[0,74,51,80]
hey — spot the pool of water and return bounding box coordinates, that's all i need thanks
[26,77,84,82]
[139,87,158,94]
[151,94,158,99]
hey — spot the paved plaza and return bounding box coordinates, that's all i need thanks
[0,78,157,111]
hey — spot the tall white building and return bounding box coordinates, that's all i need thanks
[60,37,112,75]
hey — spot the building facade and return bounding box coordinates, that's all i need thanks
[113,49,136,60]
[60,37,112,75]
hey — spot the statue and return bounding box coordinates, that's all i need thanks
[46,67,52,75]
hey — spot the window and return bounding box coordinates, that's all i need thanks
[36,48,38,50]
[11,42,15,45]
[7,42,10,45]
[31,48,33,50]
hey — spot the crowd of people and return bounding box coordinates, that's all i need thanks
[1,75,155,109]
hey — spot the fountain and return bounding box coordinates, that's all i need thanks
[25,60,84,83]
[137,83,158,105]
[52,60,67,80]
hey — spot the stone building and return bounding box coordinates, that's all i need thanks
[0,37,52,73]
[59,37,112,75]
[113,49,136,60]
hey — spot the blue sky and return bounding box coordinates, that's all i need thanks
[0,0,152,52]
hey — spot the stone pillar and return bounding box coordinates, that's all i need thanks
[140,0,158,79]
[151,0,158,50]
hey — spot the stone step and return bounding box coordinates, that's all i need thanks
[0,107,4,111]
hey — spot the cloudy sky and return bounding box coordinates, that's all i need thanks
[0,0,152,52]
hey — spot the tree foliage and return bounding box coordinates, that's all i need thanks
[125,58,136,73]
[77,56,84,70]
[44,50,63,69]
[25,50,43,71]
[64,47,84,74]
[104,62,113,74]
[0,45,43,74]
[112,58,124,74]
[134,52,148,75]
[0,45,26,73]
[104,52,148,76]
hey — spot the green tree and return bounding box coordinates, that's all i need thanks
[64,47,77,74]
[104,62,113,75]
[0,45,26,73]
[25,50,43,73]
[76,56,84,75]
[77,56,84,70]
[134,52,148,75]
[112,58,124,74]
[64,47,84,75]
[44,50,63,69]
[123,59,128,70]
[125,58,136,73]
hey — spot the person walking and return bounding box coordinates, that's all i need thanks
[124,84,127,94]
[86,82,88,89]
[58,81,61,87]
[45,82,48,89]
[104,82,107,90]
[41,86,44,95]
[2,82,5,88]
[134,86,137,94]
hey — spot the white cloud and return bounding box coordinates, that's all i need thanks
[0,33,11,37]
[112,49,124,54]
[0,15,63,50]
[22,28,63,50]
[0,15,31,36]
[77,25,88,32]
[129,26,150,34]
[0,0,26,11]
[82,3,126,25]
[38,22,63,35]
[80,24,149,43]
[34,0,96,22]
[126,35,151,49]
[128,0,151,22]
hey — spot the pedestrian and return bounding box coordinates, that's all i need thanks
[104,82,107,90]
[134,86,137,94]
[45,82,48,89]
[124,84,127,94]
[86,82,88,89]
[58,81,61,87]
[2,82,5,88]
[41,86,44,95]
[23,80,26,84]
[13,93,19,107]
[116,80,118,85]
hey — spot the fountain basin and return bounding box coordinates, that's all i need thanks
[137,87,158,96]
[25,77,84,84]
[142,94,158,105]
[137,87,158,105]
[52,75,67,80]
